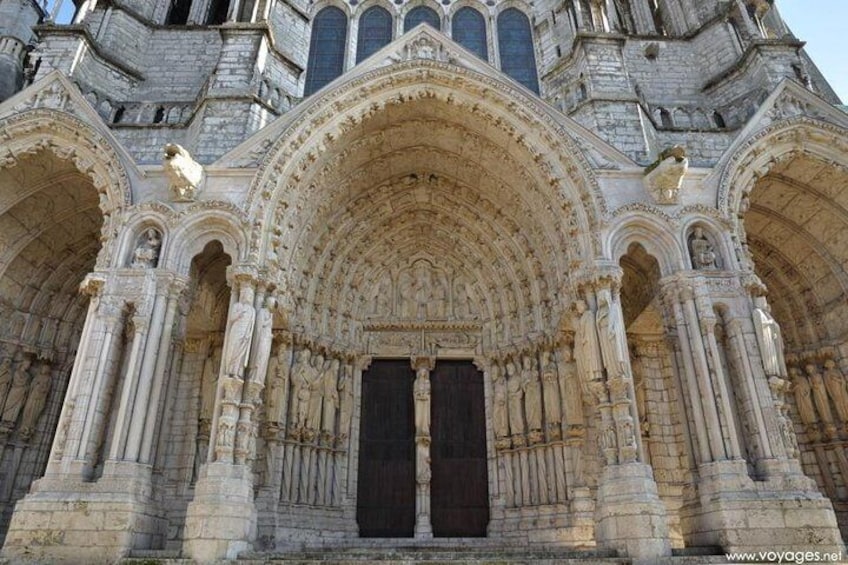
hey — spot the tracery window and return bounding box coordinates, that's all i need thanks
[304,7,348,96]
[496,8,539,94]
[357,6,393,63]
[452,7,487,61]
[404,6,440,32]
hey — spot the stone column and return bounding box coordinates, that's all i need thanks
[411,356,434,539]
[184,269,267,562]
[575,268,671,560]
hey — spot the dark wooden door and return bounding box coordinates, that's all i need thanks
[430,360,489,537]
[356,360,415,537]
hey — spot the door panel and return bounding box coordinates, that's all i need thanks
[356,360,415,537]
[430,360,489,537]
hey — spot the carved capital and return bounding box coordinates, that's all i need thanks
[411,356,436,372]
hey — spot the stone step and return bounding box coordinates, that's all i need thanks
[123,545,729,564]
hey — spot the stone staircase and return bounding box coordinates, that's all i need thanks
[125,542,730,564]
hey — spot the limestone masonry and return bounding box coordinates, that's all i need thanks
[0,0,847,562]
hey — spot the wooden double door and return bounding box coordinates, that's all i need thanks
[356,360,489,538]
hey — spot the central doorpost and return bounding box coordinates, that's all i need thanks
[412,356,435,539]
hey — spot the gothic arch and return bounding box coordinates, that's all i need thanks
[164,204,250,276]
[719,118,848,352]
[246,58,606,348]
[606,212,686,276]
[0,108,132,214]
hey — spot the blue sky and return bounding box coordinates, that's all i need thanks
[778,0,847,103]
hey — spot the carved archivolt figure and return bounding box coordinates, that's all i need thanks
[688,226,718,270]
[823,360,848,424]
[752,296,787,378]
[321,358,340,435]
[414,367,431,437]
[2,357,32,425]
[790,366,817,427]
[222,288,256,378]
[491,363,509,442]
[596,290,628,380]
[130,228,162,269]
[540,350,561,427]
[506,361,525,437]
[20,363,52,435]
[575,299,603,382]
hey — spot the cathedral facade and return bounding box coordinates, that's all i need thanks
[0,0,847,561]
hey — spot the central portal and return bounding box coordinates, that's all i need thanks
[356,359,489,538]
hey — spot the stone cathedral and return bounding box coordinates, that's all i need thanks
[0,0,847,562]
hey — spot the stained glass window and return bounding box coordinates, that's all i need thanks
[497,8,539,94]
[404,6,440,32]
[304,7,348,96]
[357,6,393,63]
[452,7,487,61]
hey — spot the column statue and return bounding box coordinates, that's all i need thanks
[506,360,525,439]
[222,286,256,378]
[248,296,275,384]
[752,296,787,378]
[291,348,314,433]
[575,299,603,382]
[541,350,562,434]
[321,358,340,437]
[596,289,628,380]
[491,363,510,447]
[560,345,585,435]
[807,364,836,437]
[265,345,288,425]
[414,367,431,438]
[823,359,848,425]
[19,363,52,437]
[521,354,542,434]
[200,344,221,421]
[1,356,32,426]
[790,366,818,428]
[338,363,354,441]
[306,353,325,433]
[0,356,12,415]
